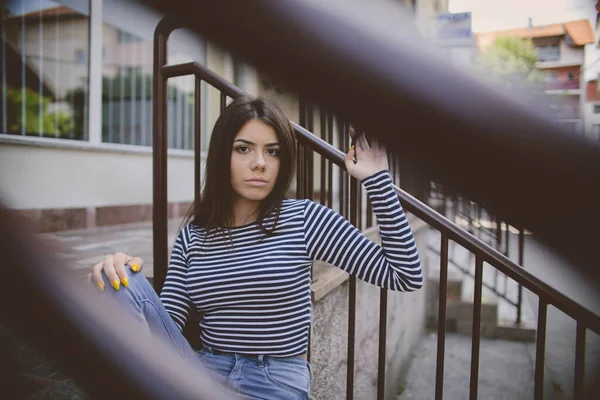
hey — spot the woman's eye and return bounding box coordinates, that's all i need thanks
[236,146,250,153]
[266,148,280,156]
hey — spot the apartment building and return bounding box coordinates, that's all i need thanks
[476,19,596,137]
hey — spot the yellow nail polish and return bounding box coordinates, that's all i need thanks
[97,281,105,292]
[131,263,139,272]
[350,145,355,151]
[111,279,121,290]
[121,276,129,288]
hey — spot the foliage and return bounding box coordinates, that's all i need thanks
[5,86,75,138]
[476,37,546,87]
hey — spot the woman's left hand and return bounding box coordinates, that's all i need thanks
[344,132,389,181]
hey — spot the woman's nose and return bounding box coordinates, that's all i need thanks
[252,153,266,170]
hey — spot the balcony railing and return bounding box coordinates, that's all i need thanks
[546,81,581,90]
[536,47,560,62]
[150,17,600,400]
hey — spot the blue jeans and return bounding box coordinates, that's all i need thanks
[99,269,312,400]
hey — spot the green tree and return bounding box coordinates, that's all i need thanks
[476,37,545,87]
[5,86,74,138]
[475,36,562,115]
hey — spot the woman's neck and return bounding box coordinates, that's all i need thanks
[231,198,261,227]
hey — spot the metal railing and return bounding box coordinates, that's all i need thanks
[153,18,600,400]
[428,191,527,325]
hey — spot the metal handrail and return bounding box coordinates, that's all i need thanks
[151,10,600,400]
[156,60,600,335]
[147,0,600,284]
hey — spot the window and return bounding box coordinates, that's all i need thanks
[1,1,90,140]
[536,45,559,62]
[593,105,600,114]
[75,49,86,64]
[118,30,143,44]
[102,24,203,149]
[547,71,558,81]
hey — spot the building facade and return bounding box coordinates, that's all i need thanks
[0,0,260,231]
[476,19,597,138]
[0,0,444,232]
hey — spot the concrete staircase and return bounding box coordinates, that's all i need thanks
[426,229,537,342]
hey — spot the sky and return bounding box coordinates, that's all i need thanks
[448,0,596,32]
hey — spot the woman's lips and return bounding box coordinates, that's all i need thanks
[246,179,268,187]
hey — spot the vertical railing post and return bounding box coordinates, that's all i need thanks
[305,102,314,199]
[534,299,548,400]
[320,108,326,205]
[152,18,176,292]
[574,322,586,399]
[517,228,525,324]
[297,144,305,199]
[504,223,510,297]
[297,98,307,199]
[338,120,347,215]
[435,234,449,400]
[376,286,388,400]
[326,112,333,208]
[220,92,227,113]
[194,78,202,219]
[469,255,483,400]
[494,217,501,293]
[347,174,359,400]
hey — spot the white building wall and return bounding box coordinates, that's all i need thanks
[0,0,255,213]
[558,39,585,65]
[583,102,600,139]
[0,135,198,210]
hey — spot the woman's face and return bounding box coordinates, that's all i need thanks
[230,119,280,207]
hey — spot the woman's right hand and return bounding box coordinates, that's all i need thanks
[89,252,144,292]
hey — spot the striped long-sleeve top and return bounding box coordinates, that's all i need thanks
[159,170,422,357]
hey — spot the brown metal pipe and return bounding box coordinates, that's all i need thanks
[146,0,600,284]
[435,234,449,400]
[469,255,483,400]
[152,18,177,292]
[194,78,202,217]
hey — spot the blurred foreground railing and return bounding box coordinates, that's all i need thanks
[153,18,600,400]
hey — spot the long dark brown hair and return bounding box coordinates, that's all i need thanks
[183,96,296,238]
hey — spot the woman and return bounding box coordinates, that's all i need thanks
[89,96,422,400]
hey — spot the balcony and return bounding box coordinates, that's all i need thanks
[536,46,560,62]
[555,107,580,119]
[546,81,580,91]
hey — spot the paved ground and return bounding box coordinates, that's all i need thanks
[421,226,600,400]
[398,332,549,400]
[39,218,185,279]
[35,218,600,400]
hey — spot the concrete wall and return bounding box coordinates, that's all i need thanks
[558,40,585,66]
[0,135,198,210]
[310,218,429,400]
[582,101,600,140]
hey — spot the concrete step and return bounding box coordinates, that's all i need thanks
[427,228,537,342]
[398,332,555,400]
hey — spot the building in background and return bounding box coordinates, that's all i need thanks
[0,0,438,233]
[476,19,597,137]
[0,0,259,232]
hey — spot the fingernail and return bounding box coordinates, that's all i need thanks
[111,279,121,290]
[97,281,105,292]
[131,263,139,272]
[349,145,355,151]
[121,276,129,288]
